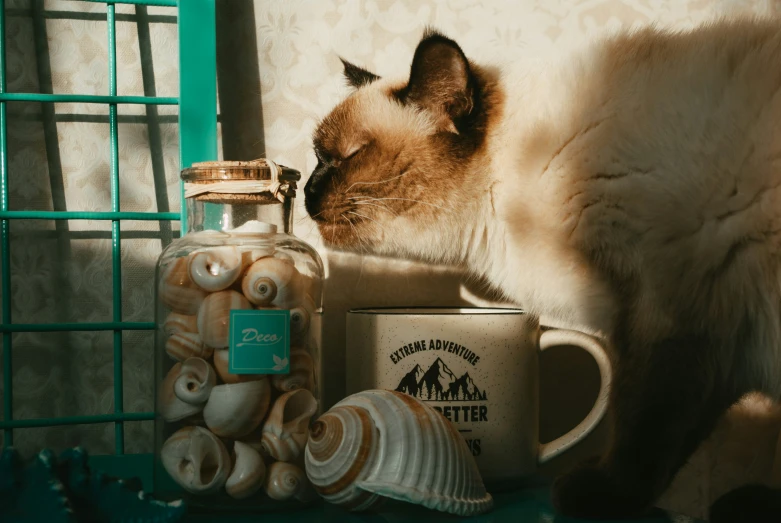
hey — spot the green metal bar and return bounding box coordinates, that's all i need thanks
[0,211,179,221]
[0,322,155,333]
[0,411,154,429]
[0,0,12,448]
[178,0,217,233]
[79,0,177,6]
[0,93,177,105]
[107,2,126,455]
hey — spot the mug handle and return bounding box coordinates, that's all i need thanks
[537,328,612,464]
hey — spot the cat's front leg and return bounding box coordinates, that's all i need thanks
[552,335,739,519]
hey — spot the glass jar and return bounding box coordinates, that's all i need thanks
[152,160,324,512]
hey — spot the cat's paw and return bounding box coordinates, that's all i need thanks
[551,458,652,520]
[710,485,781,523]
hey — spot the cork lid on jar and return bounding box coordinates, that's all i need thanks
[181,159,300,204]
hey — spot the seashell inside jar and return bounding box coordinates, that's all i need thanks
[154,159,324,512]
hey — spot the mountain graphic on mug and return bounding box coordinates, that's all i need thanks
[395,357,487,401]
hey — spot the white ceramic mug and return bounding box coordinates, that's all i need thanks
[345,307,612,485]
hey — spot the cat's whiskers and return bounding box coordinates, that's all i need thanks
[347,196,451,212]
[344,170,412,194]
[341,213,365,251]
[341,213,368,289]
[352,200,399,216]
[297,208,328,238]
[347,210,390,237]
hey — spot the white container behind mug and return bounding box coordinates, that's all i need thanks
[346,307,611,485]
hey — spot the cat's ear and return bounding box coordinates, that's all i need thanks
[340,58,380,89]
[403,29,473,133]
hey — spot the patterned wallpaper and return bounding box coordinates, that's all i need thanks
[2,0,781,518]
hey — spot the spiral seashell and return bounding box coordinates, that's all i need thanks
[165,332,213,362]
[270,350,314,392]
[242,247,275,264]
[158,358,217,422]
[161,426,230,495]
[304,389,493,516]
[260,389,318,462]
[241,257,304,308]
[226,441,266,500]
[196,290,251,348]
[163,312,198,336]
[203,378,271,438]
[188,246,243,292]
[159,257,207,315]
[264,462,314,502]
[289,303,312,346]
[213,348,265,384]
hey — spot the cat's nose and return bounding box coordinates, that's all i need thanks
[304,166,331,221]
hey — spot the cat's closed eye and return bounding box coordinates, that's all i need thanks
[343,141,367,160]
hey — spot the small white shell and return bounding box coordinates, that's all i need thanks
[159,257,207,315]
[264,462,314,502]
[158,358,217,422]
[241,257,304,308]
[213,348,265,384]
[188,246,243,292]
[163,312,198,336]
[196,290,251,348]
[165,332,213,362]
[273,251,294,264]
[304,389,493,516]
[161,426,231,495]
[241,247,274,265]
[203,378,271,438]
[261,389,318,462]
[289,306,311,345]
[271,350,314,393]
[226,441,266,500]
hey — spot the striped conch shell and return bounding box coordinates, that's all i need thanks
[270,349,314,393]
[196,290,251,348]
[304,389,493,517]
[158,257,207,315]
[161,426,230,495]
[203,378,271,438]
[165,332,213,362]
[158,358,217,422]
[187,246,243,292]
[261,389,318,462]
[241,257,304,308]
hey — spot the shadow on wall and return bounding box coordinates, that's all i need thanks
[215,0,265,161]
[2,1,179,456]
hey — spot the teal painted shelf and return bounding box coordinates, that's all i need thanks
[85,455,704,523]
[181,488,704,523]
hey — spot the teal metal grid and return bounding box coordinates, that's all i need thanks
[0,0,217,461]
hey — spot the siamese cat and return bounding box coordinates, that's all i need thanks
[303,18,781,522]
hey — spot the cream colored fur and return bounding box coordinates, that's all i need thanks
[344,17,781,397]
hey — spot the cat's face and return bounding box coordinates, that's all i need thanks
[304,31,493,259]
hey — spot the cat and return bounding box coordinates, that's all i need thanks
[303,18,781,522]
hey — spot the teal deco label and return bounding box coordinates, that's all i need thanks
[229,309,290,374]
